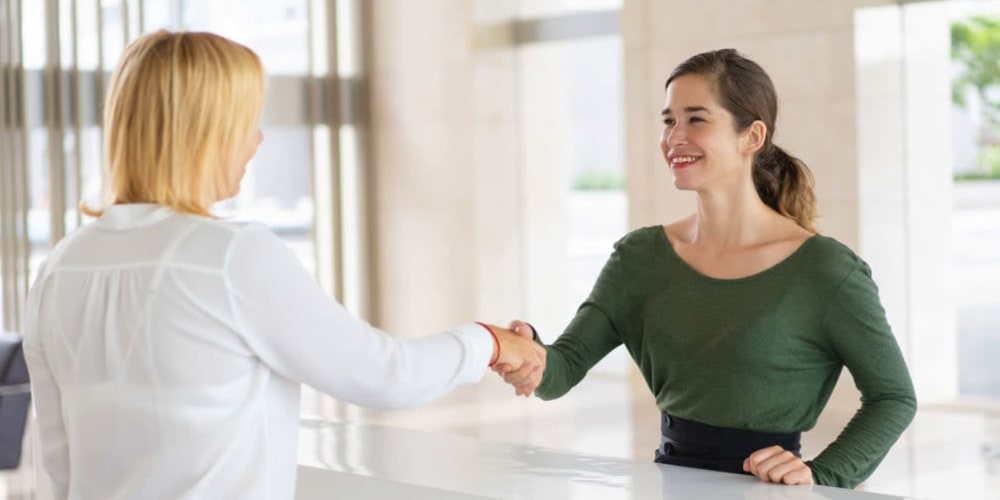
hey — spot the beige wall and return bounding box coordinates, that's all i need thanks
[368,0,480,336]
[366,0,530,336]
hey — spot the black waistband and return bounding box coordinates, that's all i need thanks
[657,412,801,464]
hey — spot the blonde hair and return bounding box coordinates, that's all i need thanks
[84,30,266,217]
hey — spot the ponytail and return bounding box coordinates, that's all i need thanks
[753,145,817,232]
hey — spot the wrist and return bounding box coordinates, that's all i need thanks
[475,322,501,367]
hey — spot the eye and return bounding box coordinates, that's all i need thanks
[690,116,705,123]
[662,117,675,126]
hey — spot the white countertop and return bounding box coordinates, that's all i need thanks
[295,419,920,500]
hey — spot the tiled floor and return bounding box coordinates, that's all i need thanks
[5,374,998,499]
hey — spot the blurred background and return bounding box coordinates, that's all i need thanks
[1,0,998,498]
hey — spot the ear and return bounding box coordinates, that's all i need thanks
[741,120,767,155]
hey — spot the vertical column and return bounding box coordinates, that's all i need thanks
[366,0,480,335]
[1,0,31,332]
[515,41,572,337]
[307,0,343,300]
[472,0,523,323]
[856,4,908,366]
[857,2,958,403]
[69,0,83,228]
[44,0,66,246]
[899,3,957,402]
[0,0,13,330]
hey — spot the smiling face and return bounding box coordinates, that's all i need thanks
[659,74,759,192]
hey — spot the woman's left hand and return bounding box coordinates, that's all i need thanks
[743,446,814,485]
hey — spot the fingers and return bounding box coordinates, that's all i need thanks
[743,446,814,486]
[494,363,540,396]
[491,363,513,375]
[503,363,542,395]
[512,365,541,396]
[491,361,541,394]
[776,467,813,486]
[507,319,533,338]
[512,343,545,396]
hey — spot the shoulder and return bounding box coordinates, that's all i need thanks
[800,234,874,286]
[807,235,866,267]
[220,221,297,266]
[614,225,665,252]
[603,225,665,268]
[219,219,284,251]
[166,215,285,271]
[32,221,100,279]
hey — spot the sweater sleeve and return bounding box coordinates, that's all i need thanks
[535,237,630,400]
[224,223,494,410]
[807,262,917,488]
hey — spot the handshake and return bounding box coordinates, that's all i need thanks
[484,320,546,397]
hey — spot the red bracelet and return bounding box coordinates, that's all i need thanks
[476,322,501,367]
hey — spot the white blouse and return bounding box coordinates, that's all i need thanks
[23,204,493,500]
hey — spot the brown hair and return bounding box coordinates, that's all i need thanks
[666,48,816,232]
[83,30,266,217]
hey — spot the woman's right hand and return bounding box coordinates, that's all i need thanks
[483,324,546,396]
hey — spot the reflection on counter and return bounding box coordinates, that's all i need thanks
[295,419,917,500]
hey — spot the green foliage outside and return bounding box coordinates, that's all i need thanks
[572,169,625,191]
[952,16,1000,180]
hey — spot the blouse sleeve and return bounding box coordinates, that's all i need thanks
[23,266,71,499]
[808,262,917,488]
[223,223,494,410]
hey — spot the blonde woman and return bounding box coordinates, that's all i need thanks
[23,30,545,499]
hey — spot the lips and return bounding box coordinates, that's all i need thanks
[669,155,701,169]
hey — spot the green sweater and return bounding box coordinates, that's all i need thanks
[535,226,917,488]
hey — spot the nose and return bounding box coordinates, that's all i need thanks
[661,124,686,153]
[664,123,686,148]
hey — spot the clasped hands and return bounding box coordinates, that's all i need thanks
[485,320,545,396]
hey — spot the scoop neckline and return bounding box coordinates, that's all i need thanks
[656,226,820,283]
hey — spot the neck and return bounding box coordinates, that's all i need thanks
[689,178,777,249]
